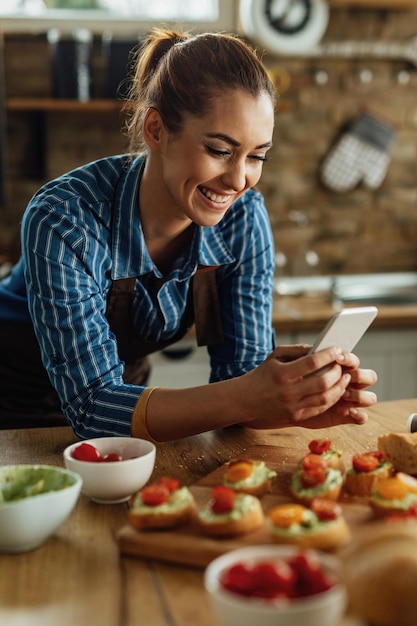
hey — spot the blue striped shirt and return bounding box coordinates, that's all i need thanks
[0,154,275,437]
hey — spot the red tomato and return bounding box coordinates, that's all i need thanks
[289,552,334,597]
[220,563,252,595]
[102,453,123,462]
[310,498,341,521]
[352,451,383,473]
[72,442,102,462]
[386,502,417,522]
[140,484,170,507]
[155,477,180,493]
[308,439,332,455]
[209,486,235,514]
[251,561,296,598]
[302,453,327,472]
[221,553,335,600]
[300,468,327,488]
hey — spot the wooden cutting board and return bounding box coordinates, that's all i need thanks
[116,444,373,568]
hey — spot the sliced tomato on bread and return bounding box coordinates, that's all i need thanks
[308,439,332,455]
[268,503,307,528]
[300,468,328,488]
[140,483,171,507]
[209,486,236,514]
[352,451,386,473]
[225,460,253,483]
[310,498,342,521]
[302,454,328,472]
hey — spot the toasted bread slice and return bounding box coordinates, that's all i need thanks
[198,493,264,537]
[128,486,196,530]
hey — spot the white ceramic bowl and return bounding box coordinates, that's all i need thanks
[0,464,82,553]
[63,437,156,504]
[204,545,346,626]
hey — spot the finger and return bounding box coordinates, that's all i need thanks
[289,373,352,422]
[269,344,311,363]
[281,346,344,379]
[295,405,368,429]
[348,368,378,389]
[336,351,360,370]
[343,388,378,406]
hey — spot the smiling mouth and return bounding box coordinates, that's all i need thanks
[199,186,229,205]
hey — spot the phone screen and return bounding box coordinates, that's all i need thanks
[309,306,378,355]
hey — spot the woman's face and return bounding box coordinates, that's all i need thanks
[156,89,275,227]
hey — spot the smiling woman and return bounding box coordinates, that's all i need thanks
[0,27,378,441]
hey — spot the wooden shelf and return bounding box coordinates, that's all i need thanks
[6,98,124,112]
[329,0,417,7]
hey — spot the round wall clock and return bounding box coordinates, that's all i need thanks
[239,0,329,54]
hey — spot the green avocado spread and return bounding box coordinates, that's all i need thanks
[198,493,258,523]
[223,460,277,489]
[133,486,193,513]
[291,467,343,498]
[346,460,391,478]
[270,509,338,537]
[0,466,76,503]
[371,491,417,510]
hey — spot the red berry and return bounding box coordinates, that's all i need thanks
[209,486,235,514]
[72,442,102,462]
[102,453,123,462]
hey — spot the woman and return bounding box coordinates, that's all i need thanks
[0,28,377,439]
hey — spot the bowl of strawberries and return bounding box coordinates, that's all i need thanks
[204,544,346,626]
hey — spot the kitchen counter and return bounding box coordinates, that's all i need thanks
[1,398,416,626]
[273,272,417,332]
[272,294,417,332]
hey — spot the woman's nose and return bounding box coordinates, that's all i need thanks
[222,159,248,191]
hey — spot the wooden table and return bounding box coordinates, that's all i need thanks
[0,398,415,626]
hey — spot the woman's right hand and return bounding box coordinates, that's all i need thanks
[236,344,360,429]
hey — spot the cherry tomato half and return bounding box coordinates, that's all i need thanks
[352,451,384,473]
[310,497,341,521]
[308,439,332,455]
[155,477,180,493]
[72,442,102,462]
[302,453,327,472]
[140,484,170,507]
[102,453,123,462]
[300,468,327,488]
[209,485,236,514]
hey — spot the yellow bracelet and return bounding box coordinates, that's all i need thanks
[131,387,160,443]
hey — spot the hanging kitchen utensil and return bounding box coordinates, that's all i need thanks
[320,112,397,193]
[239,0,330,54]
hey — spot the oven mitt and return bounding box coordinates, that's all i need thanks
[320,113,396,192]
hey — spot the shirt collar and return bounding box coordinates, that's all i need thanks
[110,154,235,280]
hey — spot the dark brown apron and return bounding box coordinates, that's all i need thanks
[0,268,223,427]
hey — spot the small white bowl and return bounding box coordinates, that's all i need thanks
[63,437,156,504]
[0,464,82,553]
[204,545,346,626]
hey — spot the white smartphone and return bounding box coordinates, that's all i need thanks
[309,306,378,355]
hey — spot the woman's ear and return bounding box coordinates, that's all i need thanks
[142,107,165,151]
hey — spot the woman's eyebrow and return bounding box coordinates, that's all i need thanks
[204,133,273,150]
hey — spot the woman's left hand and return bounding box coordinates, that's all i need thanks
[296,352,378,428]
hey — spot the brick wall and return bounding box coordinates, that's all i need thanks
[259,8,417,276]
[2,7,417,275]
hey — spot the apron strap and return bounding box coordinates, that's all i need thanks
[193,266,224,346]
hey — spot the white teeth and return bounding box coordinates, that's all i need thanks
[200,186,228,204]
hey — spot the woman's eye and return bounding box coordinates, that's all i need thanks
[249,154,268,163]
[206,145,230,157]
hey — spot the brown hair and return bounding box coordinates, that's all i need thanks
[124,28,276,154]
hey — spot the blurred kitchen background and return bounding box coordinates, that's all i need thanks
[1,0,417,400]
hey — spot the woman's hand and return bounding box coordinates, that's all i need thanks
[240,344,377,430]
